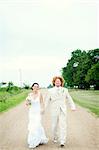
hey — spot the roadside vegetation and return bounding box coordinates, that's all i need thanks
[69,89,99,117]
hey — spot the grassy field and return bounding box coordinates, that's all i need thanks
[0,89,29,112]
[69,89,99,117]
[0,88,99,117]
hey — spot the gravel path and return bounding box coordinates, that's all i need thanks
[0,93,99,150]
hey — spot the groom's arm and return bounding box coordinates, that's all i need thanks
[65,88,76,110]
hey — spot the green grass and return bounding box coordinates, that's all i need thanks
[0,89,29,112]
[69,89,99,117]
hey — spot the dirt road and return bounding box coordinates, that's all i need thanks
[0,95,99,150]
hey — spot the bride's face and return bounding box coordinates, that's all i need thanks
[32,84,39,91]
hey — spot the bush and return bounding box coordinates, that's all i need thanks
[23,83,30,89]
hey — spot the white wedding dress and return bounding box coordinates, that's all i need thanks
[27,93,48,148]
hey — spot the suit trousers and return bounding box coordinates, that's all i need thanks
[51,108,67,143]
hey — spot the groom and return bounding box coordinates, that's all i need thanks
[46,76,76,147]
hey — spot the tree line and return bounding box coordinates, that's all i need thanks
[62,49,99,90]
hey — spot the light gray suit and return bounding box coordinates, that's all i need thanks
[46,86,76,144]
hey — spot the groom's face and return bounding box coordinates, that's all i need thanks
[55,79,61,87]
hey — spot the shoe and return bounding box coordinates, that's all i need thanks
[29,145,33,149]
[60,144,65,147]
[60,142,65,147]
[53,138,57,143]
[29,145,36,149]
[53,139,57,143]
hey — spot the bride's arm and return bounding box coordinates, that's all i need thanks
[25,93,31,106]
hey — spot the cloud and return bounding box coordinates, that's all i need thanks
[0,0,98,86]
[0,55,66,70]
[0,55,67,86]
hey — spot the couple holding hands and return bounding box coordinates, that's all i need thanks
[26,76,76,149]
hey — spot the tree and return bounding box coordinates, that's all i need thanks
[62,49,82,87]
[47,84,53,88]
[62,48,99,89]
[73,50,90,89]
[23,83,30,89]
[7,82,14,91]
[85,63,99,90]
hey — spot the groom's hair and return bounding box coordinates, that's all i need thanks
[52,76,65,87]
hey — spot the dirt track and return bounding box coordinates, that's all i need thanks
[0,94,99,150]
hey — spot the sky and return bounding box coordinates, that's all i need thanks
[0,0,98,87]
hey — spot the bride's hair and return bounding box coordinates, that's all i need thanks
[31,83,39,90]
[52,76,65,87]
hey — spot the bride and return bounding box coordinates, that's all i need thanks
[26,83,48,149]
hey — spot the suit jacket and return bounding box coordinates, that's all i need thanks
[46,86,76,115]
